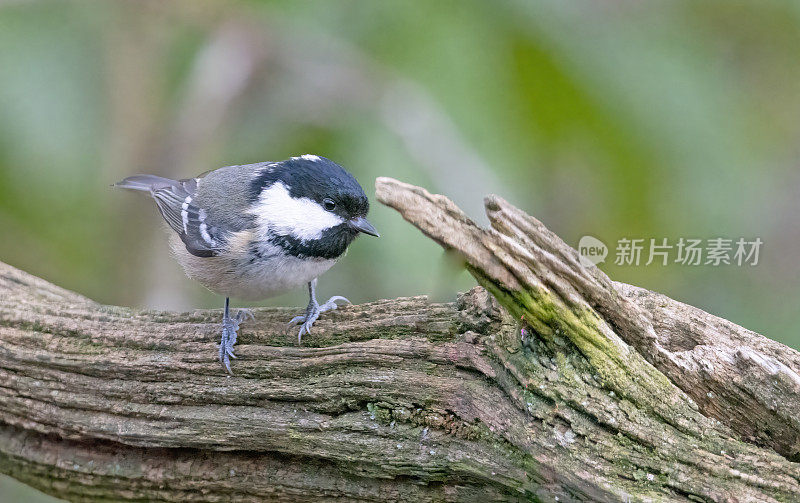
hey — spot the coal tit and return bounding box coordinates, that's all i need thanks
[115,155,379,373]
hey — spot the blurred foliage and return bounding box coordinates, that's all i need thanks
[1,0,799,334]
[0,475,62,503]
[1,0,799,330]
[2,2,800,498]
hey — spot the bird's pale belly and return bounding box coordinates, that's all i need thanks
[170,234,337,300]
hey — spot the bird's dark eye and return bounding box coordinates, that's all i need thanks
[323,198,336,211]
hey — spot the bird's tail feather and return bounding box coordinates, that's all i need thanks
[114,175,179,192]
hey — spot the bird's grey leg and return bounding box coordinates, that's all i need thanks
[219,297,254,375]
[288,278,350,343]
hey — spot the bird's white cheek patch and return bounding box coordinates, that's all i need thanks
[251,182,344,240]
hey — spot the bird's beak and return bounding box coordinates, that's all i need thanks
[349,216,380,237]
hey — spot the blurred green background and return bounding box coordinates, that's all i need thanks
[2,0,800,500]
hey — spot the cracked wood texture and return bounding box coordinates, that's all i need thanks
[0,179,798,502]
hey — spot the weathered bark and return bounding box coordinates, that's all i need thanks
[0,178,799,502]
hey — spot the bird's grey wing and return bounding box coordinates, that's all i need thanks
[117,174,223,258]
[154,178,227,258]
[190,164,261,235]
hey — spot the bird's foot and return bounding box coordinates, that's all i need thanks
[288,296,350,343]
[219,309,254,375]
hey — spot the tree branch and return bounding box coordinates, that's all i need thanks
[375,177,800,460]
[0,178,798,502]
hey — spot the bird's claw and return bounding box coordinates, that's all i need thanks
[288,296,350,343]
[320,296,350,312]
[297,310,320,341]
[236,308,255,323]
[219,309,254,375]
[287,307,320,341]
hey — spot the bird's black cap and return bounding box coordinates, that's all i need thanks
[249,155,370,221]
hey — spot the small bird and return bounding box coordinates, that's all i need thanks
[115,155,379,373]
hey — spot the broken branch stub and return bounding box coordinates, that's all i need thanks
[376,176,800,461]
